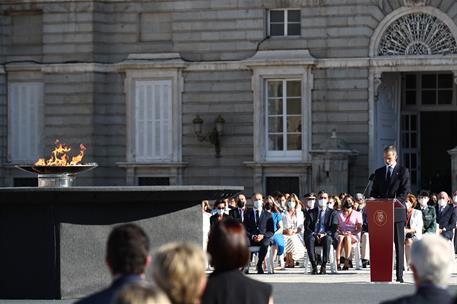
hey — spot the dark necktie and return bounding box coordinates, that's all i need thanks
[386,166,392,185]
[315,210,322,233]
[256,210,260,225]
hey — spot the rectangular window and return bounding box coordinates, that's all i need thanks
[266,176,299,196]
[421,73,453,105]
[138,177,170,186]
[134,80,172,162]
[269,9,301,37]
[266,80,302,159]
[8,82,42,163]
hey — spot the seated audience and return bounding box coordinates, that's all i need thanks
[381,234,453,304]
[329,195,341,211]
[404,193,423,269]
[210,199,232,229]
[303,193,317,212]
[202,201,212,252]
[152,242,207,304]
[416,190,436,234]
[75,224,151,304]
[304,191,338,274]
[354,193,366,212]
[429,193,438,206]
[336,195,362,270]
[202,219,273,304]
[229,193,247,223]
[290,193,305,239]
[244,192,275,274]
[228,196,237,210]
[113,282,171,304]
[360,200,369,268]
[436,191,456,241]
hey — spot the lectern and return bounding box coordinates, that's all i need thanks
[366,199,405,282]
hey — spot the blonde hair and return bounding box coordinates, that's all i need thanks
[152,242,207,304]
[114,282,171,304]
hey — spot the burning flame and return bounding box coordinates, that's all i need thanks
[34,140,87,166]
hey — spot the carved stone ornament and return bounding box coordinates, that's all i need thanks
[378,13,457,56]
[403,0,428,6]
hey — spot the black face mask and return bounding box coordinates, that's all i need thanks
[343,202,353,209]
[238,201,246,208]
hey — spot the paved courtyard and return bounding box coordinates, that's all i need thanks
[1,267,457,304]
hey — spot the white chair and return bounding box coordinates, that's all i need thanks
[248,246,273,273]
[314,246,337,273]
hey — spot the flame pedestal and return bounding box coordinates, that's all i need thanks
[16,164,97,187]
[37,174,75,187]
[0,185,243,300]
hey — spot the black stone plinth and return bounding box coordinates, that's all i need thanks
[0,186,243,299]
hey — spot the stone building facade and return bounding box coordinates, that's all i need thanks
[2,0,457,195]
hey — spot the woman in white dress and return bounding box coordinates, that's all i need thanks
[404,193,423,268]
[283,199,305,267]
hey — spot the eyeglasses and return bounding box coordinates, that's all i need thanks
[217,207,225,210]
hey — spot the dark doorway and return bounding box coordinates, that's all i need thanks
[421,112,457,193]
[265,176,299,196]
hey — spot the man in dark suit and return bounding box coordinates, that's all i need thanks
[435,191,456,241]
[370,145,411,283]
[75,223,151,304]
[381,234,453,304]
[244,192,275,274]
[229,193,247,223]
[304,191,338,274]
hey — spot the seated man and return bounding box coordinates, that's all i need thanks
[75,223,151,304]
[243,192,275,274]
[436,191,456,241]
[381,234,453,304]
[304,191,338,274]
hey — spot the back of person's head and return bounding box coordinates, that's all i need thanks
[106,223,150,275]
[207,218,250,272]
[410,234,453,287]
[113,282,171,304]
[152,242,207,304]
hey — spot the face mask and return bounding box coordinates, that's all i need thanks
[419,198,429,208]
[216,209,225,215]
[453,196,457,203]
[318,199,328,208]
[238,201,246,208]
[254,200,262,209]
[307,200,315,209]
[328,202,334,209]
[438,199,447,207]
[287,201,296,209]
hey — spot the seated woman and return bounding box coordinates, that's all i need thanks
[283,199,305,268]
[404,193,423,268]
[265,196,285,271]
[202,219,273,304]
[417,190,436,234]
[336,195,362,270]
[209,199,232,229]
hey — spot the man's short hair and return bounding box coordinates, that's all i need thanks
[106,223,150,275]
[383,145,397,154]
[410,234,453,286]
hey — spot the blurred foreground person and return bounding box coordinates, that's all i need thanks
[202,219,273,304]
[381,234,453,304]
[113,283,171,304]
[75,224,151,304]
[152,242,207,304]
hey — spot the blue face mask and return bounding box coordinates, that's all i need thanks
[216,209,225,215]
[254,200,262,209]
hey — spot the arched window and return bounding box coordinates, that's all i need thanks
[377,13,457,56]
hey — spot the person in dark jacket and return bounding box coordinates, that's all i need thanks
[436,191,456,241]
[210,199,232,228]
[381,234,453,304]
[74,224,151,304]
[416,190,436,234]
[202,219,273,304]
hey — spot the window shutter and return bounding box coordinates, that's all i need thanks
[135,80,172,161]
[9,82,42,162]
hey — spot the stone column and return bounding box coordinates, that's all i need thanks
[448,146,457,192]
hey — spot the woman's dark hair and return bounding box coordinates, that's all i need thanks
[106,223,150,275]
[207,219,250,271]
[213,199,226,209]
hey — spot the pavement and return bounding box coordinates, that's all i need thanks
[1,267,457,304]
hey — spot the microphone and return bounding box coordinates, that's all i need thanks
[363,174,375,198]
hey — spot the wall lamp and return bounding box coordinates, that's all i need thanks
[192,114,225,158]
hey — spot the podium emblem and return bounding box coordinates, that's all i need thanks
[374,210,387,227]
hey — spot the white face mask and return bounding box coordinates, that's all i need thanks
[254,200,262,209]
[216,209,225,215]
[307,200,315,209]
[328,202,334,209]
[453,196,457,203]
[318,199,328,208]
[438,199,447,207]
[287,201,296,209]
[419,198,429,208]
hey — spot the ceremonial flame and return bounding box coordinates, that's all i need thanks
[34,140,87,166]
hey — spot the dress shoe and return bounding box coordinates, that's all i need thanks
[311,266,318,275]
[319,265,327,274]
[243,268,249,274]
[362,259,369,268]
[396,277,404,283]
[257,267,264,274]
